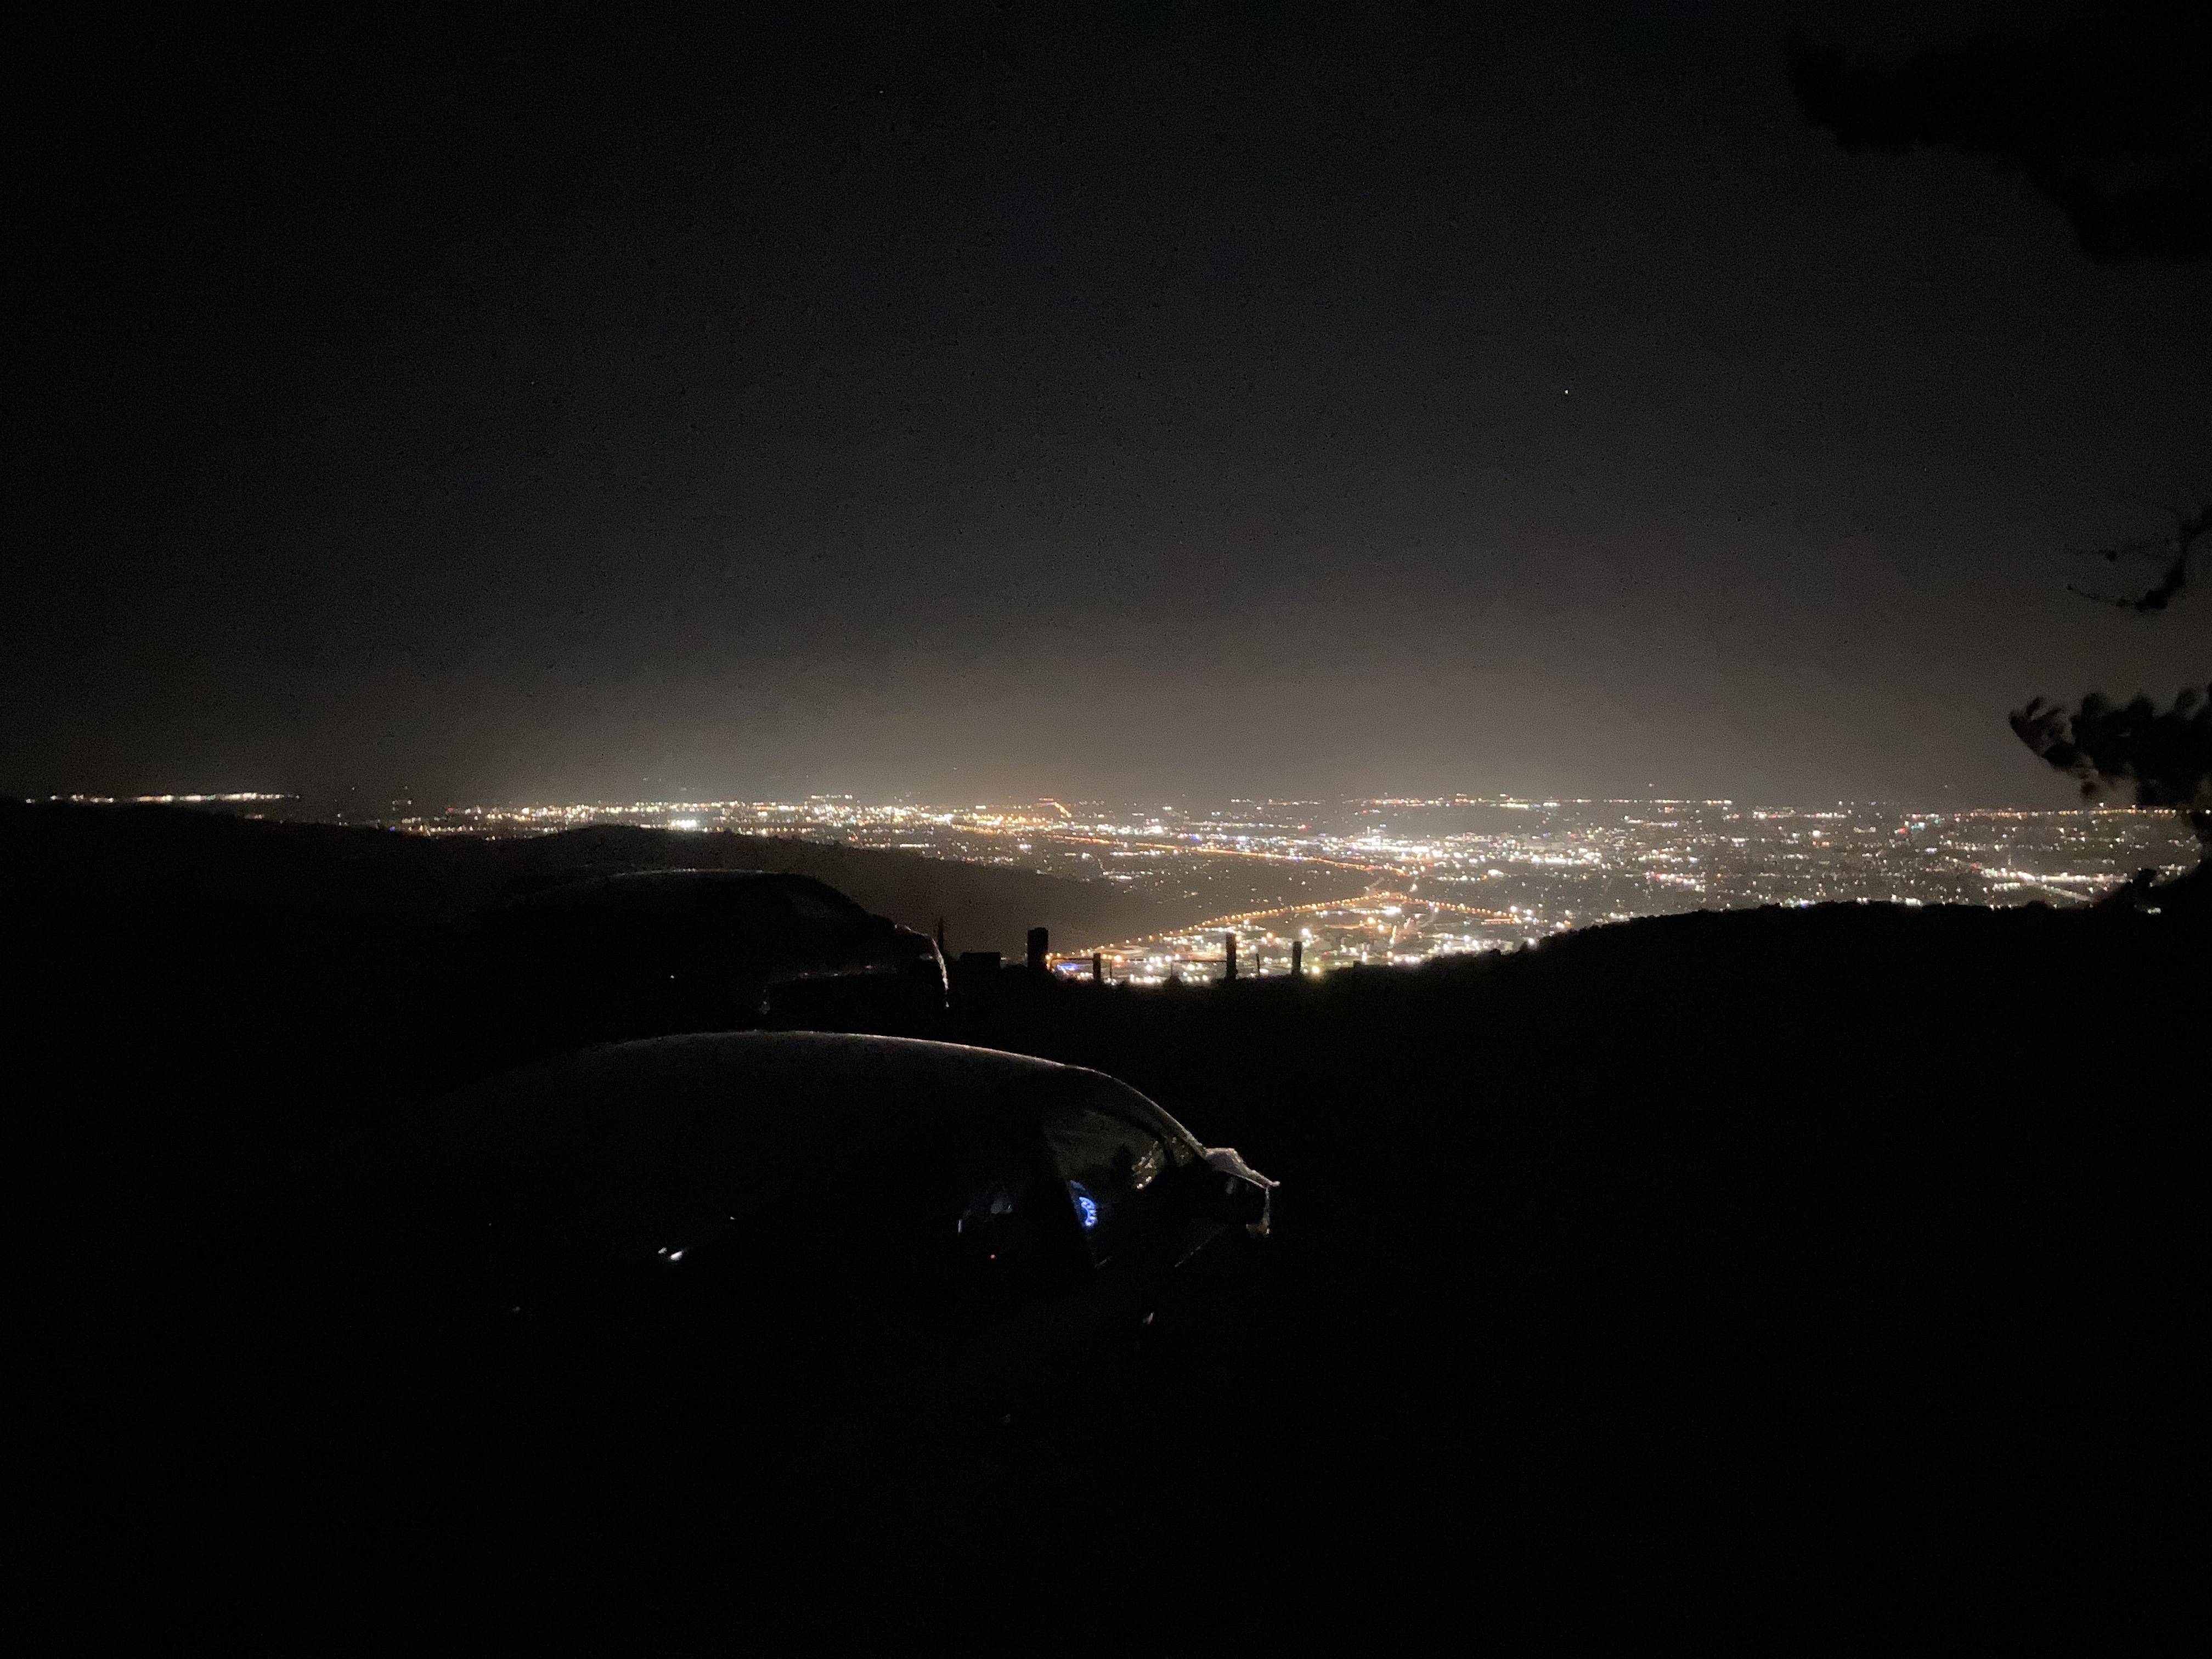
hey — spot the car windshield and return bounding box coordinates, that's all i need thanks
[1037,1074,1188,1267]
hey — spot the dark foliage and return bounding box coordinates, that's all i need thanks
[1790,3,2212,263]
[13,806,2209,1646]
[2012,684,2212,845]
[2067,502,2212,614]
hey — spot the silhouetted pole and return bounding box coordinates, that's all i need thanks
[1092,951,1104,984]
[1291,938,1304,977]
[935,915,946,953]
[1026,926,1049,974]
[1223,932,1237,983]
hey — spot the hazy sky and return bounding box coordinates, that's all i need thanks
[10,2,2209,806]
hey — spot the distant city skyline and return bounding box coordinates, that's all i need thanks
[38,783,2195,972]
[35,784,2196,823]
[192,787,2198,965]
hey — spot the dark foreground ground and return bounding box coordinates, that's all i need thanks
[12,807,2208,1649]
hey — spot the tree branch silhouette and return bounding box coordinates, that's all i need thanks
[1789,6,2212,264]
[2067,504,2212,613]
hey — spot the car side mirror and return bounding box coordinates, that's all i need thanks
[1204,1174,1269,1227]
[1198,1146,1276,1232]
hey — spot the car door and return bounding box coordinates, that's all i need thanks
[1037,1077,1189,1274]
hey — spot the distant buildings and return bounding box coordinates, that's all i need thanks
[386,794,2201,970]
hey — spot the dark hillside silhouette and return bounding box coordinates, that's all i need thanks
[14,804,2208,1644]
[0,800,1187,950]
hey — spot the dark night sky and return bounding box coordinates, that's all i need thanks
[8,2,2208,806]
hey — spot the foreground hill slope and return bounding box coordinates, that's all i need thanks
[13,800,2208,1644]
[944,897,2208,1641]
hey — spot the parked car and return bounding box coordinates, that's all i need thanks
[231,1033,1274,1628]
[466,869,947,1050]
[294,1032,1273,1470]
[363,1030,1269,1324]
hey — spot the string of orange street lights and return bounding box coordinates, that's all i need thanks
[1069,890,1522,963]
[978,824,1437,884]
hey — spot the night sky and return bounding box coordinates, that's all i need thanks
[10,3,2209,807]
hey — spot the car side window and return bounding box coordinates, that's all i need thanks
[952,1156,1088,1297]
[778,884,862,938]
[1040,1098,1168,1268]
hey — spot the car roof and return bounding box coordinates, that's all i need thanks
[477,1028,1199,1139]
[482,1029,1068,1099]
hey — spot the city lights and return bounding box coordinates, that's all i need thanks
[369,792,2202,977]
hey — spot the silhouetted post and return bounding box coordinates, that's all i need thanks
[1092,951,1104,984]
[1223,932,1237,983]
[1026,926,1048,974]
[935,915,946,953]
[1291,938,1304,978]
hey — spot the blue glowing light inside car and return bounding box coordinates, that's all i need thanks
[1069,1182,1099,1229]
